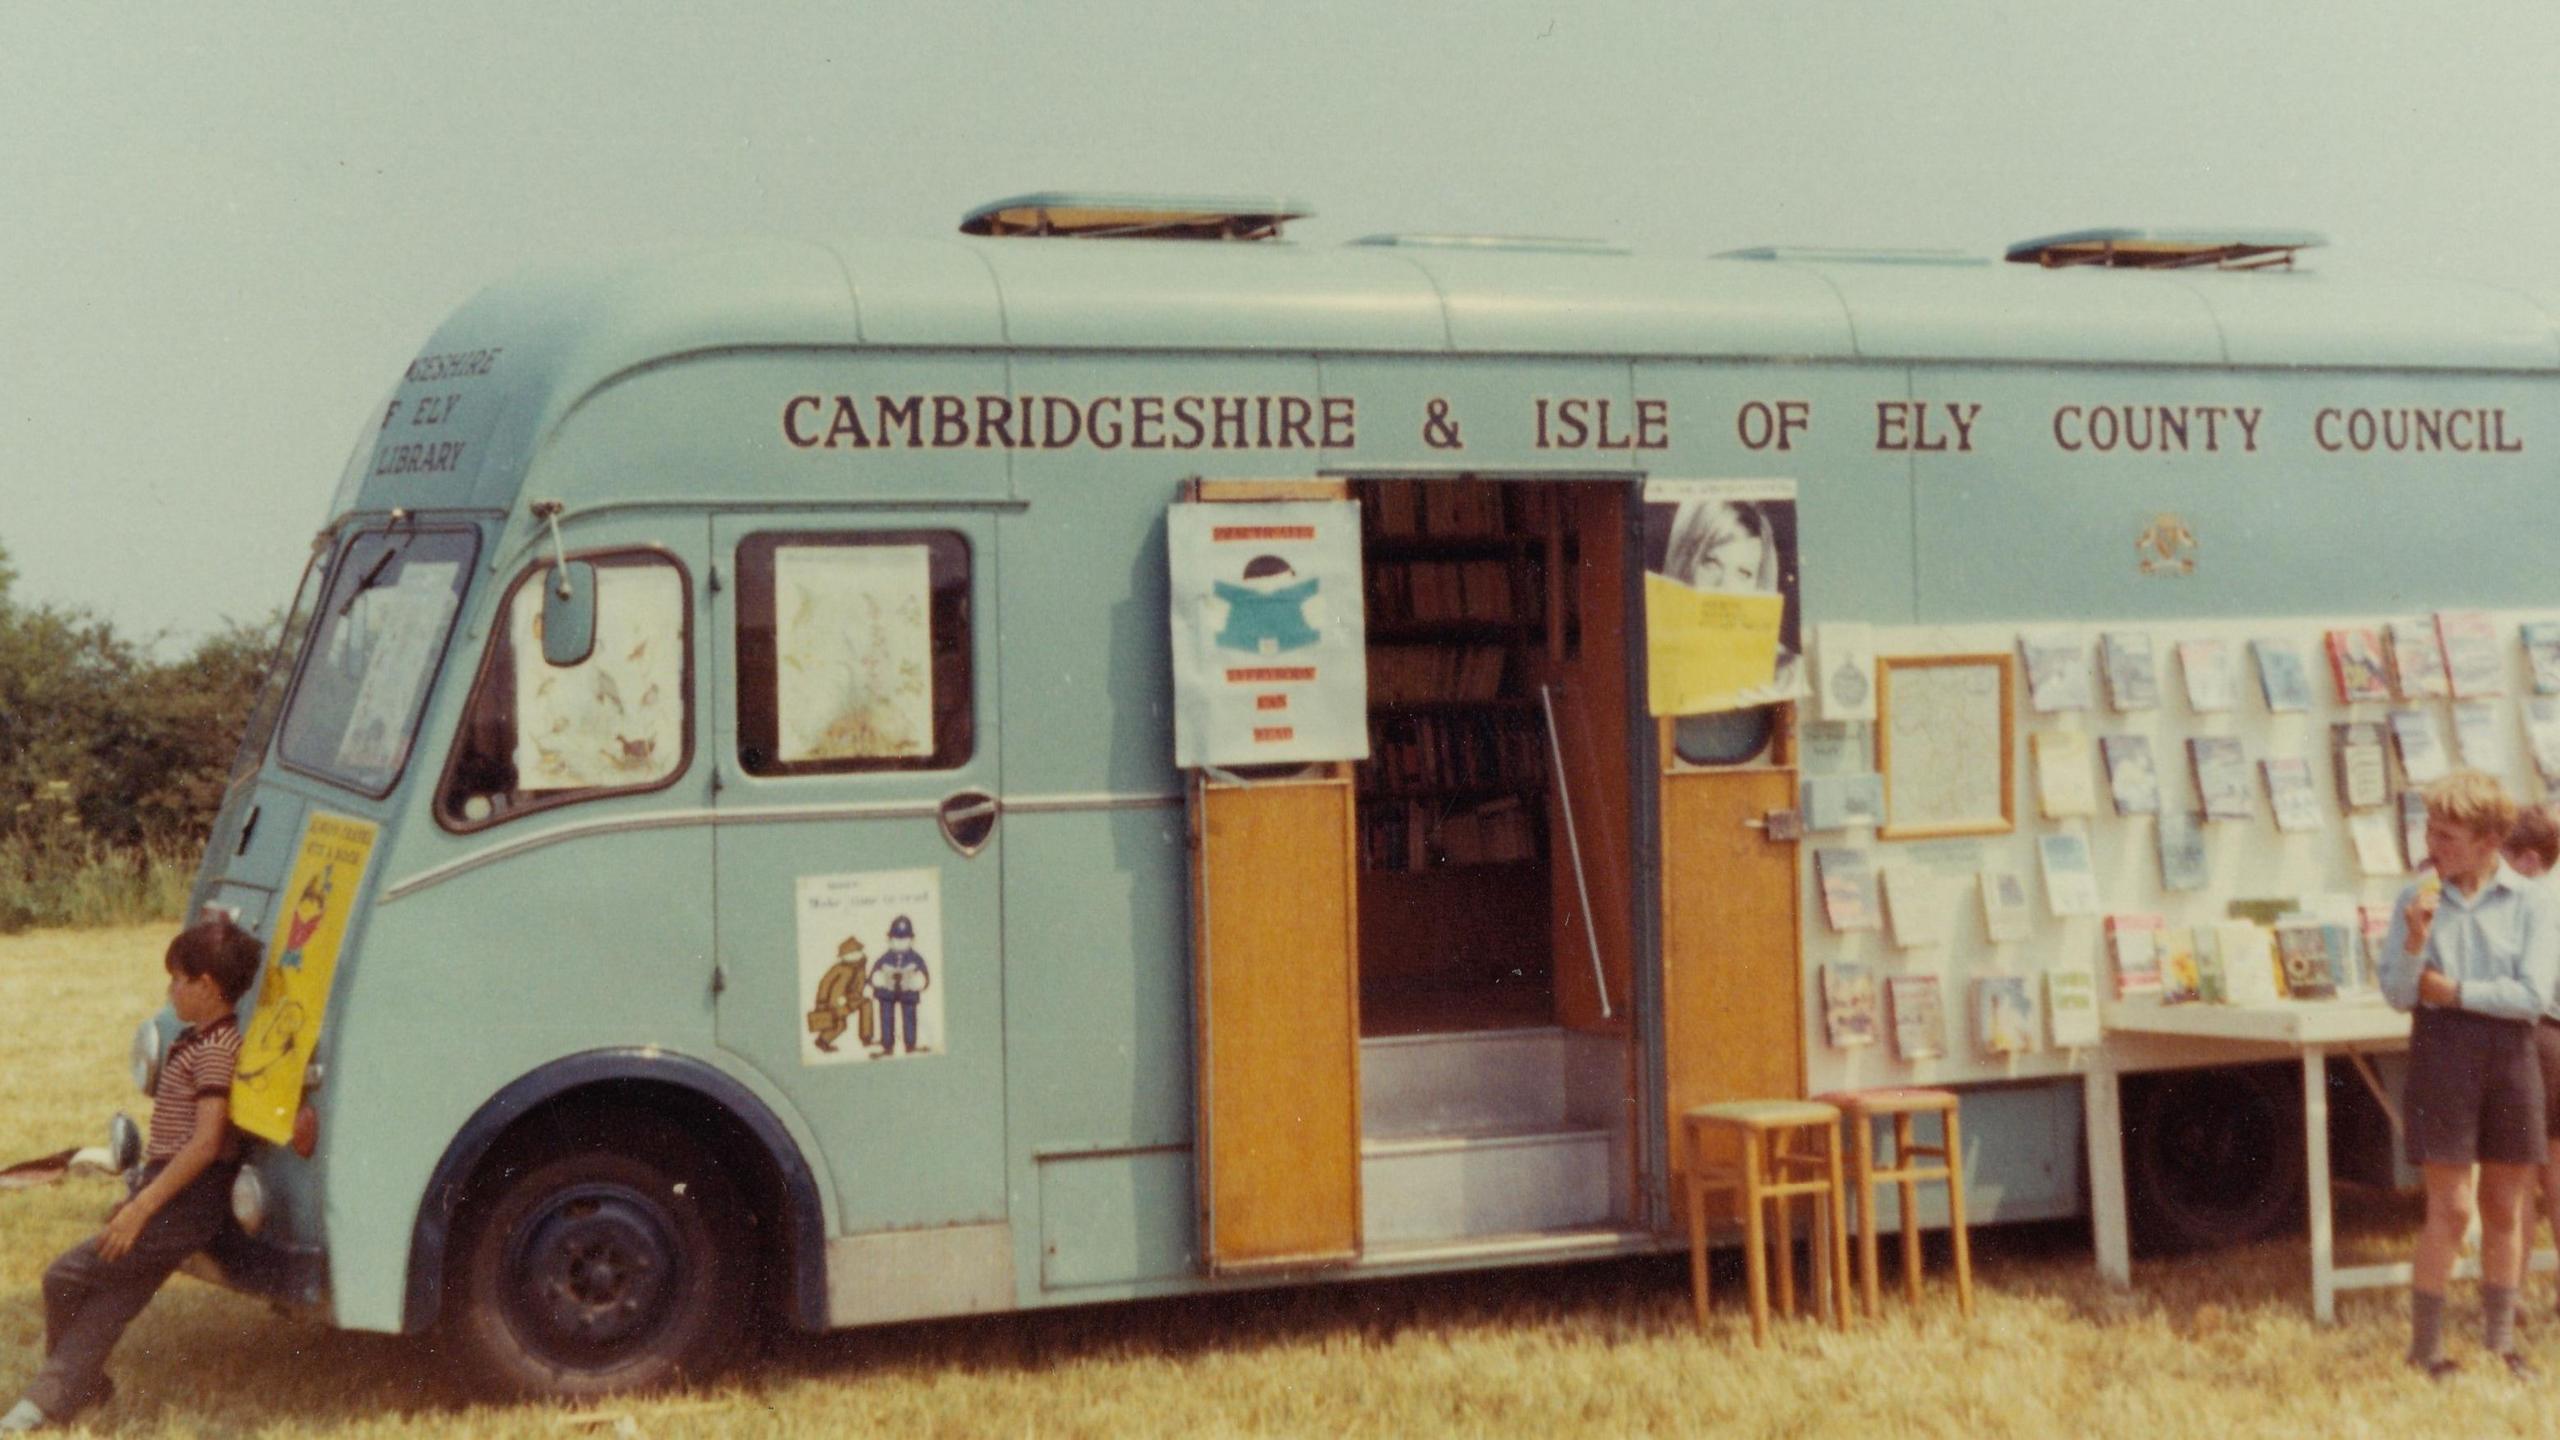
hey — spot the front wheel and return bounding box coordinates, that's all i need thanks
[449,1140,747,1398]
[2124,1066,2305,1254]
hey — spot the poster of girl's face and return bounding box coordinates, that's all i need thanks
[1640,478,1803,696]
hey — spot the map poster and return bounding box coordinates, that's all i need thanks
[1640,479,1806,716]
[1168,500,1368,767]
[232,812,379,1142]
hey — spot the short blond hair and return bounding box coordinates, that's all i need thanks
[2424,769,2517,840]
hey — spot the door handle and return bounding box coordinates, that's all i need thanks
[1741,808,1803,842]
[939,790,1000,858]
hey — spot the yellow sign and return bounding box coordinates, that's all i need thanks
[1644,574,1785,716]
[232,813,378,1143]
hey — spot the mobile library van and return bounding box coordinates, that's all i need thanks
[163,195,2560,1392]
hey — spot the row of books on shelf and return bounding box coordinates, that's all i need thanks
[1366,559,1540,626]
[1817,965,2097,1059]
[2026,714,2546,825]
[2018,613,2560,717]
[1360,481,1554,539]
[1816,816,2426,941]
[2103,910,2379,1005]
[1359,795,1539,871]
[1369,645,1512,706]
[1360,709,1547,794]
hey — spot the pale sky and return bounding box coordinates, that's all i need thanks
[6,1,2558,644]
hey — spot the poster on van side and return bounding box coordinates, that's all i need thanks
[796,868,944,1065]
[511,564,686,790]
[1168,500,1369,768]
[232,812,378,1143]
[1640,479,1806,716]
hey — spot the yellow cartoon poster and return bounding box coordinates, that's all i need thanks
[232,812,378,1142]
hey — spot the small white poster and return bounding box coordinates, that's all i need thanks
[775,545,935,763]
[333,561,459,776]
[1168,500,1369,767]
[796,867,944,1065]
[511,564,685,792]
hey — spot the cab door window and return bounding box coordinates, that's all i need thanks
[438,553,691,829]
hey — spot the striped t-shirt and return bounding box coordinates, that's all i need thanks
[147,1013,240,1163]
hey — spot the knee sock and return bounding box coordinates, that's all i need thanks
[2411,1289,2449,1366]
[2487,1284,2520,1356]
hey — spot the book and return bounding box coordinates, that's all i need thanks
[2389,618,2452,699]
[2400,791,2431,870]
[2274,924,2338,1000]
[2178,639,2238,713]
[1815,848,1882,932]
[2159,926,2204,1004]
[1887,974,1946,1061]
[2102,630,2160,713]
[2331,721,2389,811]
[2326,627,2393,705]
[2188,736,2254,821]
[2020,631,2094,713]
[2032,731,2098,819]
[2157,810,2210,891]
[2530,697,2560,782]
[1820,962,1881,1047]
[1813,622,1878,722]
[1802,772,1885,831]
[2357,905,2394,988]
[2099,734,2160,816]
[1881,867,1952,949]
[2215,921,2281,1005]
[2040,833,2101,916]
[2261,756,2321,834]
[1974,975,2037,1055]
[2191,926,2227,1003]
[1980,868,2034,943]
[2328,920,2371,995]
[2452,701,2506,772]
[2104,912,2166,996]
[2251,638,2314,713]
[2389,708,2449,784]
[2045,969,2102,1048]
[2349,808,2404,876]
[2524,621,2560,696]
[2437,610,2504,698]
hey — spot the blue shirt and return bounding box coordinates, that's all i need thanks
[2379,860,2560,1023]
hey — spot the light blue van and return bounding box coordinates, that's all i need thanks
[160,197,2559,1394]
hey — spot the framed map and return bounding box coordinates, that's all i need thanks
[1879,654,2015,839]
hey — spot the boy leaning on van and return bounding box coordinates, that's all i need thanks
[2380,771,2560,1381]
[2,917,259,1433]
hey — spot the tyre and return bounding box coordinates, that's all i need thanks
[2124,1066,2305,1254]
[449,1131,748,1398]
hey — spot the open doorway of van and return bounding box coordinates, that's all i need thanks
[1348,476,1641,1251]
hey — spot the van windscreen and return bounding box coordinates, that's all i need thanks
[275,524,479,797]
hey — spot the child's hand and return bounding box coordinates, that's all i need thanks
[98,1198,151,1261]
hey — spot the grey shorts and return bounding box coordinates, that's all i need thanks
[2406,1008,2547,1168]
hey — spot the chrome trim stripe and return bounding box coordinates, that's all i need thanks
[380,789,1185,902]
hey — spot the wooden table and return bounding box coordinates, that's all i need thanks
[2089,997,2411,1322]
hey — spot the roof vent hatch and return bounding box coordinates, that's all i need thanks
[2005,228,2326,270]
[959,192,1311,241]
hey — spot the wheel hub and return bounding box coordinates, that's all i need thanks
[509,1185,678,1357]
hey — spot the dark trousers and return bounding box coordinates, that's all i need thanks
[25,1162,231,1418]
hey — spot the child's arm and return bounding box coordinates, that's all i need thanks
[98,1094,230,1262]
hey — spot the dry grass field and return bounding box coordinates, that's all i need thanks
[0,925,2551,1437]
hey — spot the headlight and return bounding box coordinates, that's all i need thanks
[106,1113,141,1173]
[131,1017,167,1096]
[231,1167,269,1235]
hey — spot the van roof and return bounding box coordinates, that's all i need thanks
[437,232,2560,387]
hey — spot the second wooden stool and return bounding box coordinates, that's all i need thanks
[1819,1086,1975,1319]
[1683,1099,1852,1344]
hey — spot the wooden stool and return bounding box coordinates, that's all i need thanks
[1683,1099,1852,1344]
[1818,1087,1974,1319]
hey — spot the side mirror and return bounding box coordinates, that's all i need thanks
[541,561,597,668]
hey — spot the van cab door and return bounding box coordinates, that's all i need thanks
[707,514,1009,1312]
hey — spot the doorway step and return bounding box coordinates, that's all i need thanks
[1358,1027,1629,1246]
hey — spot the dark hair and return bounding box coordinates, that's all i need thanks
[167,916,263,1005]
[2509,805,2560,869]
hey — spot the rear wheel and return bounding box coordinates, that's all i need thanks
[449,1133,747,1398]
[2124,1066,2305,1254]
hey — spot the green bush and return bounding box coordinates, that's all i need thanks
[0,540,271,931]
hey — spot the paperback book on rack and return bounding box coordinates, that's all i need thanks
[2326,627,2393,705]
[2332,721,2389,811]
[2040,833,2101,916]
[1820,962,1881,1048]
[1816,847,1882,932]
[1974,975,2037,1056]
[2252,639,2314,713]
[2102,631,2160,712]
[2179,639,2238,713]
[2104,912,2165,997]
[1888,974,1946,1062]
[2101,734,2161,816]
[2020,631,2094,713]
[2437,610,2504,699]
[2189,737,2253,821]
[2045,969,2101,1048]
[2389,618,2452,700]
[2032,731,2098,819]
